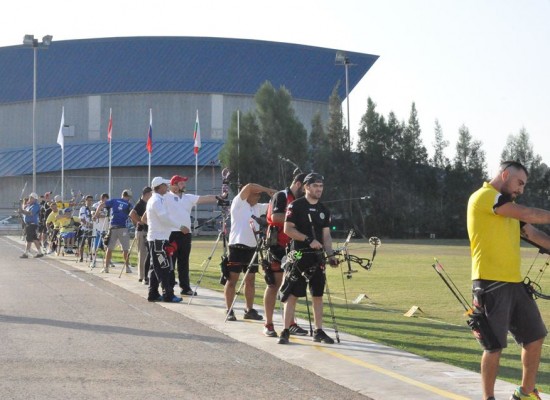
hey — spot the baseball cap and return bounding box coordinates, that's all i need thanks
[293,173,307,184]
[303,173,324,185]
[151,176,171,188]
[170,175,188,185]
[29,192,39,200]
[122,189,133,198]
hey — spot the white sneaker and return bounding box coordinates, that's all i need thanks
[100,267,109,273]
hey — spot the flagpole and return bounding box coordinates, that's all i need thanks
[148,108,152,185]
[108,108,112,198]
[61,145,64,201]
[193,109,201,234]
[237,109,240,188]
[57,106,65,201]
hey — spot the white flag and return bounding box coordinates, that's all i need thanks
[57,107,65,149]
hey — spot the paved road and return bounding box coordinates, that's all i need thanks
[0,237,370,400]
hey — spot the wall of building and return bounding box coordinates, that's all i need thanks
[0,92,329,149]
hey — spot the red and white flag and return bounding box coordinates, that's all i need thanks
[193,110,201,155]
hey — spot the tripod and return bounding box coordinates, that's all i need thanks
[89,217,109,270]
[188,211,228,305]
[224,224,267,322]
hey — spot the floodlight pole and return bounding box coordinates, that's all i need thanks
[336,51,352,152]
[24,34,53,194]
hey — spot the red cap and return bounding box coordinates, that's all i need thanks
[170,175,188,185]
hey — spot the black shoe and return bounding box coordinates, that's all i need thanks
[180,289,197,296]
[288,323,308,336]
[313,329,334,344]
[243,308,263,320]
[34,253,44,258]
[277,329,290,344]
[226,309,237,321]
[147,294,163,302]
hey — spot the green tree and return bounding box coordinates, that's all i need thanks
[326,84,348,153]
[255,82,307,186]
[219,110,262,191]
[500,128,548,210]
[399,102,427,164]
[500,127,542,170]
[308,111,329,173]
[431,119,449,169]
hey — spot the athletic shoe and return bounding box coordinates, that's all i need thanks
[277,329,290,344]
[100,267,109,273]
[148,295,163,302]
[180,289,197,296]
[19,253,29,259]
[243,308,263,320]
[163,295,182,303]
[511,386,542,400]
[263,323,278,337]
[313,329,335,344]
[34,253,44,258]
[143,278,149,285]
[226,309,237,321]
[125,266,132,273]
[288,323,308,336]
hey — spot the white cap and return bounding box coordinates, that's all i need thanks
[29,192,39,200]
[151,177,170,188]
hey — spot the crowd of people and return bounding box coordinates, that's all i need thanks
[16,160,549,398]
[16,172,340,343]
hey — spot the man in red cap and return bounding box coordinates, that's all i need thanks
[166,174,218,295]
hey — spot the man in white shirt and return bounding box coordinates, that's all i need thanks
[90,193,110,268]
[77,195,94,262]
[225,183,276,321]
[145,177,182,303]
[166,175,219,296]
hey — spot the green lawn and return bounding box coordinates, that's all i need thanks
[121,237,550,392]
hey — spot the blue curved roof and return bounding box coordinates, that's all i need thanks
[0,140,224,177]
[0,36,378,104]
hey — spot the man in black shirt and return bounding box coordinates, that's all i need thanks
[129,187,153,284]
[278,173,337,345]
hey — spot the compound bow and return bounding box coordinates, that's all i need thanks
[522,236,550,300]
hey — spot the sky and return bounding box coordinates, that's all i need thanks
[5,0,550,175]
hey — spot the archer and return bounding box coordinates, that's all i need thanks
[467,160,550,400]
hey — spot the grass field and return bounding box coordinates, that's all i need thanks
[122,237,550,393]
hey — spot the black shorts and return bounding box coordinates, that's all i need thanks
[286,258,326,298]
[474,280,547,349]
[24,224,39,242]
[228,245,258,274]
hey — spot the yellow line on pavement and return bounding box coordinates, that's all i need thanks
[311,344,470,400]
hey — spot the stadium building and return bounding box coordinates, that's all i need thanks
[0,36,378,221]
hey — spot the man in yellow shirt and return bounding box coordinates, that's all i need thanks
[467,161,550,400]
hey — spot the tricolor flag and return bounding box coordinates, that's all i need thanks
[107,109,113,143]
[146,109,153,154]
[193,110,201,155]
[57,107,65,149]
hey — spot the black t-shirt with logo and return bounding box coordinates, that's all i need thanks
[285,196,331,252]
